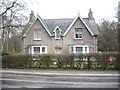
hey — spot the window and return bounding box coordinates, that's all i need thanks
[69,45,89,54]
[31,46,47,54]
[76,47,82,53]
[34,30,41,40]
[42,47,46,53]
[34,47,40,54]
[70,47,74,54]
[85,47,88,53]
[75,28,83,39]
[55,29,61,39]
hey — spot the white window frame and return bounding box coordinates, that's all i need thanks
[33,47,41,54]
[69,45,89,54]
[74,28,83,39]
[76,47,83,54]
[30,46,47,54]
[55,29,61,39]
[34,30,41,40]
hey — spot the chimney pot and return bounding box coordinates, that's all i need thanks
[29,10,35,22]
[88,8,94,21]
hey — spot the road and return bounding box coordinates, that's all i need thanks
[1,74,119,88]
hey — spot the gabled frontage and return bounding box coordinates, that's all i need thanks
[22,9,99,54]
[23,14,52,37]
[63,13,94,37]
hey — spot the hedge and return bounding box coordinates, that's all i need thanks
[2,52,120,70]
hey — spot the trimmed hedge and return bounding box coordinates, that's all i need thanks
[2,52,119,70]
[2,54,32,68]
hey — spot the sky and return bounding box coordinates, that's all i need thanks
[25,0,119,23]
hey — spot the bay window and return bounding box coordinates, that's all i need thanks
[29,46,47,54]
[69,45,89,54]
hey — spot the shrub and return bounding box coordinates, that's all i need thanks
[55,54,74,69]
[75,54,85,69]
[55,54,64,68]
[41,54,53,68]
[2,52,119,70]
[2,54,32,68]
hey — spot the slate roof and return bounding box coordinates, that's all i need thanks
[43,18,99,35]
[43,18,74,35]
[83,18,99,35]
[22,14,99,37]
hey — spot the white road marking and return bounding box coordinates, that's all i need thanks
[1,78,119,85]
[1,70,119,77]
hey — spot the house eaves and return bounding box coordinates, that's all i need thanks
[63,13,94,37]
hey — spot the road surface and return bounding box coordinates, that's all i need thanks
[1,74,119,88]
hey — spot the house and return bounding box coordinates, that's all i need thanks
[22,9,99,54]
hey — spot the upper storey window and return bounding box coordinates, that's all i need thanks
[34,29,41,40]
[55,28,61,39]
[75,28,83,39]
[55,29,60,39]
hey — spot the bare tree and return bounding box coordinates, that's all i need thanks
[0,0,28,52]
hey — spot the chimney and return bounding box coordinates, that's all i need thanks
[88,8,94,21]
[29,10,35,22]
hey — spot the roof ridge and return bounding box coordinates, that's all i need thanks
[43,18,74,20]
[83,18,89,19]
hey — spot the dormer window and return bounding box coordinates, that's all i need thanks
[54,26,62,40]
[75,28,83,39]
[55,29,60,39]
[34,29,41,40]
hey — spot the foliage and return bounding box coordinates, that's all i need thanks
[41,54,53,68]
[3,35,23,52]
[2,53,119,70]
[54,54,74,69]
[1,49,22,54]
[97,19,118,52]
[2,54,31,68]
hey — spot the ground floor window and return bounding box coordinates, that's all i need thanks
[29,45,47,54]
[69,45,89,54]
[34,47,40,54]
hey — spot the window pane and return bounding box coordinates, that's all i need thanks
[69,47,74,53]
[85,47,87,52]
[56,29,60,39]
[34,30,41,40]
[34,47,40,54]
[75,28,82,38]
[42,47,46,53]
[76,47,82,53]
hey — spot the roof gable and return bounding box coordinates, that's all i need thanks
[53,26,62,32]
[23,15,52,37]
[63,13,94,36]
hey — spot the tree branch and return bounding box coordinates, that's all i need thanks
[0,1,16,16]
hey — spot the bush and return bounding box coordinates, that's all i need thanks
[55,54,74,69]
[2,52,119,70]
[2,54,32,68]
[41,54,53,68]
[75,54,85,69]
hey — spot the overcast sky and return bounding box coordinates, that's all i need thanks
[25,0,119,23]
